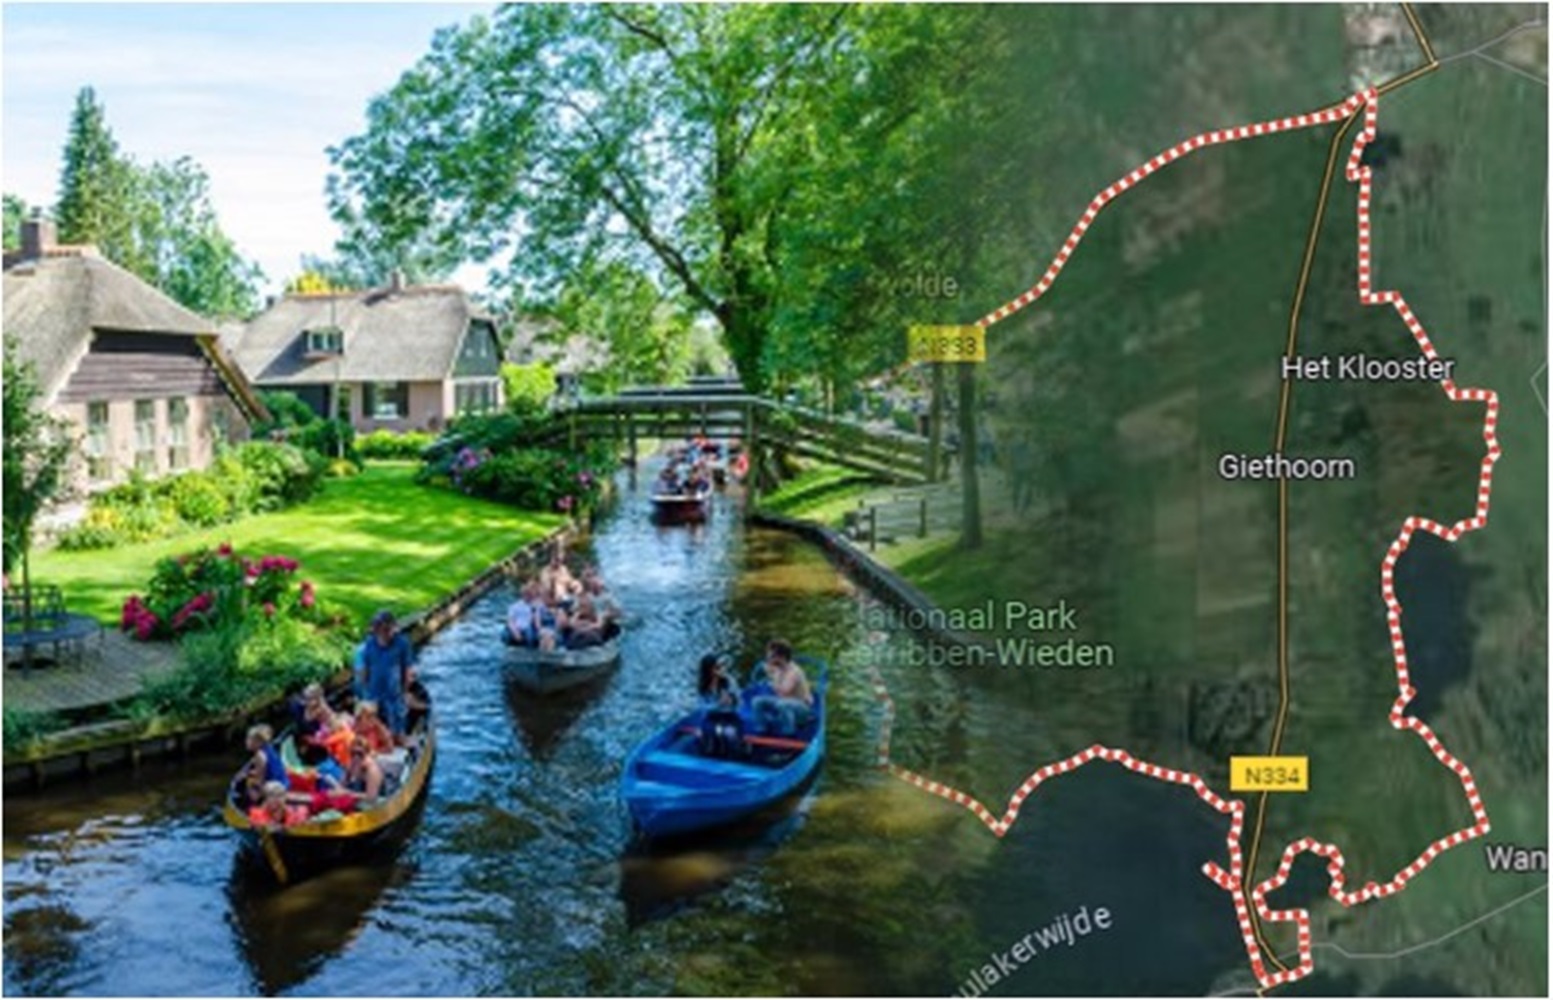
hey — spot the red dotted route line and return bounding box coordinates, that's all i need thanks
[872,87,1502,991]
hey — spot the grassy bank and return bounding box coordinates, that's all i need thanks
[33,462,566,627]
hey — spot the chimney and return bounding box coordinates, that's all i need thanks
[389,268,405,293]
[21,214,56,261]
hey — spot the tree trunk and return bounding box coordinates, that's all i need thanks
[957,362,982,550]
[928,362,946,483]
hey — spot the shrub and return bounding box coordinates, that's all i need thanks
[56,505,128,550]
[500,361,557,413]
[120,542,340,642]
[3,705,66,754]
[129,616,352,723]
[165,472,231,527]
[55,443,324,552]
[357,429,436,460]
[230,441,323,510]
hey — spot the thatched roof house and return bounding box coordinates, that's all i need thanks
[3,218,266,489]
[228,275,504,430]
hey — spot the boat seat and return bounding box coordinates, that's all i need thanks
[637,749,762,782]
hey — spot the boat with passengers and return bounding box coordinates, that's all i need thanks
[621,654,827,838]
[222,685,434,885]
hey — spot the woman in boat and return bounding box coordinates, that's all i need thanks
[354,701,394,754]
[341,738,385,802]
[697,654,739,708]
[248,781,309,829]
[243,724,288,805]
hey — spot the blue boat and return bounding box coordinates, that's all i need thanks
[621,661,828,838]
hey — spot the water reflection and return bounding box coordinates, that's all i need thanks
[226,850,413,995]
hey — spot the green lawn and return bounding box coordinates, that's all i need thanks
[32,463,566,628]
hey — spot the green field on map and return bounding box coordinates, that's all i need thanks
[861,4,1547,996]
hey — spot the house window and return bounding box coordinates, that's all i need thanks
[334,384,353,423]
[455,380,498,415]
[364,382,408,420]
[134,399,158,473]
[168,398,190,469]
[85,401,111,482]
[303,326,344,357]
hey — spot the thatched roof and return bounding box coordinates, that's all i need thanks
[3,252,213,400]
[230,286,493,386]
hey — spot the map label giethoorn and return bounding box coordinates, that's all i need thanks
[907,325,985,363]
[1230,755,1309,792]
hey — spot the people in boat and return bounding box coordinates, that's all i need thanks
[506,581,541,647]
[342,738,385,801]
[657,464,681,494]
[752,639,814,736]
[558,595,606,649]
[243,724,288,805]
[248,781,309,828]
[538,547,582,607]
[580,570,623,639]
[359,609,414,737]
[319,711,357,767]
[354,701,394,754]
[697,654,739,708]
[294,683,330,743]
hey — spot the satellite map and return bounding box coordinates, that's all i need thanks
[1,3,1547,997]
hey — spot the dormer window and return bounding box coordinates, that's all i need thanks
[303,325,344,358]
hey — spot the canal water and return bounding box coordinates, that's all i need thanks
[4,465,1247,995]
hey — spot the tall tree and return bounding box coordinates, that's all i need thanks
[138,158,264,317]
[53,87,262,317]
[328,6,889,391]
[55,87,145,273]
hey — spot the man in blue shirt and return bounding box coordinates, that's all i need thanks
[359,609,414,736]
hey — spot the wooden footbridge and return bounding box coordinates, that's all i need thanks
[534,377,944,485]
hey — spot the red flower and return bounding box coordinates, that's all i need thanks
[262,602,276,618]
[217,542,233,557]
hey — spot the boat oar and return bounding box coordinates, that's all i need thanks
[259,828,290,885]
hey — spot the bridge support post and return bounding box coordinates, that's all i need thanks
[627,414,638,466]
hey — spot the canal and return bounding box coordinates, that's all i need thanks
[3,465,1247,995]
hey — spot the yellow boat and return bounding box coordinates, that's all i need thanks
[221,694,434,885]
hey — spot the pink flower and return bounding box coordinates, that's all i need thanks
[300,590,315,609]
[557,495,575,512]
[262,602,276,618]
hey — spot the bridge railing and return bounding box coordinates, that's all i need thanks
[529,390,947,484]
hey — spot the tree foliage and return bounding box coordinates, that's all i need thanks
[2,336,75,579]
[53,87,263,317]
[3,193,28,251]
[328,6,1059,395]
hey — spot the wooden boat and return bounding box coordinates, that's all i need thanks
[221,693,434,885]
[621,662,827,839]
[503,634,622,694]
[650,487,711,523]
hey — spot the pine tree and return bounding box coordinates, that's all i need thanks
[54,87,143,270]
